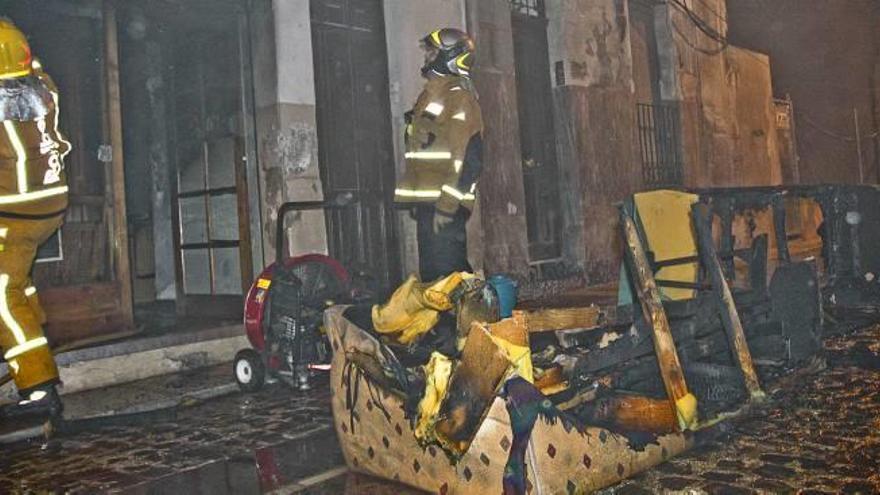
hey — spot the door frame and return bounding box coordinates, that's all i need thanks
[166,6,258,318]
[511,7,563,262]
[310,0,401,291]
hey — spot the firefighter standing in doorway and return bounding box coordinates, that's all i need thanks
[0,18,69,420]
[395,28,483,282]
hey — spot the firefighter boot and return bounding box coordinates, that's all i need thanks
[0,382,63,420]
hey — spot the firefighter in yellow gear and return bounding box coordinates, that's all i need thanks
[395,28,483,282]
[0,18,69,420]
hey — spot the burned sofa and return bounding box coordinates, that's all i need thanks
[324,189,830,494]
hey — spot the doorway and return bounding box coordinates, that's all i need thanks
[511,1,563,261]
[1,0,130,344]
[118,0,257,321]
[167,5,255,318]
[310,0,401,290]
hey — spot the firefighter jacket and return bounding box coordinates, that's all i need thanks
[395,75,483,216]
[0,69,70,217]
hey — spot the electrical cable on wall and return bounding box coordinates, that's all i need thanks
[671,21,727,55]
[665,1,880,153]
[690,0,728,24]
[664,0,729,55]
[668,0,728,45]
[666,0,772,68]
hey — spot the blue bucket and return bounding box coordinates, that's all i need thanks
[487,275,518,318]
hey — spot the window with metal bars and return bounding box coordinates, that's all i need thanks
[637,103,685,188]
[510,0,545,18]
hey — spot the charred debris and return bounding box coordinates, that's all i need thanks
[327,185,880,492]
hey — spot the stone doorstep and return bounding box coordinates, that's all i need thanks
[0,324,250,404]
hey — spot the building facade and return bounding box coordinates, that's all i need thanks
[4,0,872,344]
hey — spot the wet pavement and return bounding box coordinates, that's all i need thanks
[0,378,336,494]
[1,325,879,493]
[604,325,880,494]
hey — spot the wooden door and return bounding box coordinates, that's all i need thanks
[3,1,132,344]
[311,0,401,291]
[512,8,563,261]
[169,17,254,318]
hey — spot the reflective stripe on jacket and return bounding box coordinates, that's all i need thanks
[395,75,483,215]
[0,70,70,216]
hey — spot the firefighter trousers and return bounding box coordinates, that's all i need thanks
[0,214,63,393]
[415,205,472,282]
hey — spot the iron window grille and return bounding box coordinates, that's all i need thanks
[637,103,685,188]
[510,0,545,18]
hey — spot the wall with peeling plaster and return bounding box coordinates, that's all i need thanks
[656,0,782,188]
[548,0,634,90]
[547,0,640,283]
[543,0,784,284]
[251,0,329,264]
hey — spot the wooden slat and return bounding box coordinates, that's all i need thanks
[67,194,106,206]
[33,223,108,286]
[620,210,692,428]
[234,138,254,292]
[512,306,601,333]
[103,1,134,329]
[692,203,765,400]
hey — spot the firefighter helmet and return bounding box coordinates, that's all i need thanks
[0,19,33,80]
[421,28,475,77]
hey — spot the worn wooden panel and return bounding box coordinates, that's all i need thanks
[311,0,400,290]
[103,2,134,328]
[513,305,600,332]
[33,222,108,287]
[41,283,130,346]
[433,321,513,454]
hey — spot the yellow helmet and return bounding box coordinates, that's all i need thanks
[0,19,33,80]
[420,28,475,77]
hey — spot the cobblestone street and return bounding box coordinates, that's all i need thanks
[2,325,879,494]
[0,380,338,494]
[603,324,880,495]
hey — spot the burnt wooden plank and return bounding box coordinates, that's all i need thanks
[620,209,693,426]
[585,394,677,435]
[513,306,601,333]
[570,317,728,377]
[771,193,791,263]
[692,203,764,400]
[434,318,527,455]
